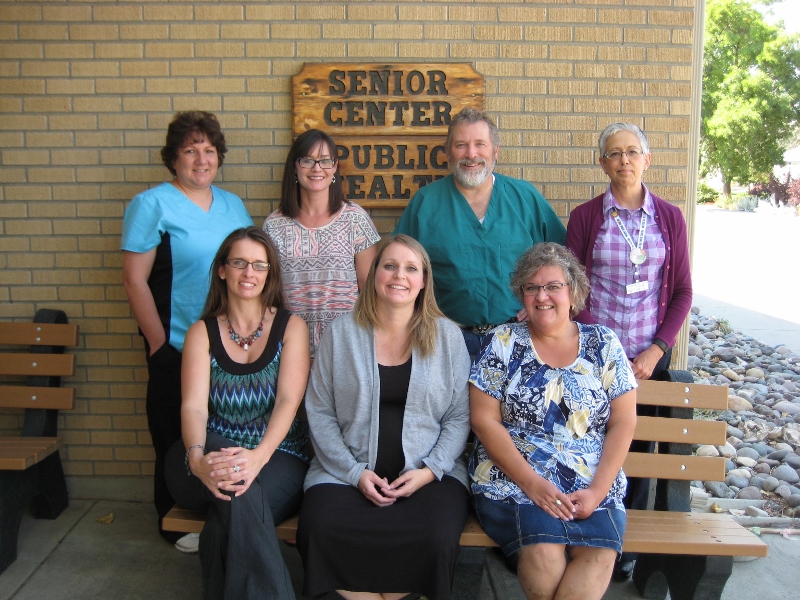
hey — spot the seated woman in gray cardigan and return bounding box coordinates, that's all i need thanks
[296,234,471,600]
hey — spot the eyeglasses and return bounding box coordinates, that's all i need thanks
[297,157,337,169]
[522,282,568,296]
[225,259,270,271]
[603,149,645,161]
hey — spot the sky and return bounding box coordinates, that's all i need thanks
[759,0,799,35]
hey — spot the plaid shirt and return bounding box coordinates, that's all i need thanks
[589,186,665,358]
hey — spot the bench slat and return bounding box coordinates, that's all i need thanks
[623,510,768,556]
[634,415,727,445]
[623,452,726,481]
[0,385,75,410]
[0,353,75,377]
[636,379,728,410]
[0,437,62,470]
[0,322,79,347]
[163,507,499,547]
[162,507,768,557]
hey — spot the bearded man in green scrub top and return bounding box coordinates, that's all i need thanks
[393,108,566,357]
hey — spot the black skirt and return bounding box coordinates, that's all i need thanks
[297,477,468,599]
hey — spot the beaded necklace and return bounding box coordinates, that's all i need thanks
[227,317,264,351]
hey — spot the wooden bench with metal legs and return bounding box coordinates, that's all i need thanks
[0,309,79,575]
[163,374,769,600]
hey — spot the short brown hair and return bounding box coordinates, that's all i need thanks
[161,111,228,176]
[445,107,501,150]
[509,243,590,316]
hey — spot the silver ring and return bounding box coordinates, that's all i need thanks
[554,499,562,506]
[233,465,241,473]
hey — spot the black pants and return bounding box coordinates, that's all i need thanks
[166,434,307,600]
[620,348,672,563]
[145,343,184,544]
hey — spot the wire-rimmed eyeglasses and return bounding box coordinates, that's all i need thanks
[225,259,270,272]
[521,282,568,296]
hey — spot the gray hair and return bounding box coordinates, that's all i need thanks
[445,107,501,150]
[509,243,590,316]
[598,123,650,157]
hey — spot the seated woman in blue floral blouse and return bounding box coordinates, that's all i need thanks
[469,242,637,600]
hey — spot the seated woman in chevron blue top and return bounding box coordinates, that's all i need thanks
[165,226,310,600]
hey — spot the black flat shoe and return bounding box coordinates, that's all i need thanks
[612,559,635,581]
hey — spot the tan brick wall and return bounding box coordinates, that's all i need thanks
[0,1,699,495]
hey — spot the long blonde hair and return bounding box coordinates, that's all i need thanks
[354,235,444,357]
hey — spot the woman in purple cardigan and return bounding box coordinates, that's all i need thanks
[565,122,692,580]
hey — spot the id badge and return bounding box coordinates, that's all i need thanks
[626,280,649,294]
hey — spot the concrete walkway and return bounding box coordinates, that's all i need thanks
[0,499,485,600]
[693,204,800,351]
[1,498,797,600]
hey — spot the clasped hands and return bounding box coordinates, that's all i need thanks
[358,467,435,507]
[526,478,604,521]
[190,446,267,501]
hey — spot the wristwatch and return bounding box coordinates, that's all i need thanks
[653,338,669,354]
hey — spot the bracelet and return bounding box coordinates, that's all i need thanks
[185,444,206,476]
[653,338,670,354]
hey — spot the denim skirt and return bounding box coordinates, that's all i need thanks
[474,492,625,557]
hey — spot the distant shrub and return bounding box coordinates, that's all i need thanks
[697,182,718,204]
[750,174,790,206]
[788,178,800,209]
[733,193,758,212]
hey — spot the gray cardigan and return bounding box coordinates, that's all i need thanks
[304,312,471,490]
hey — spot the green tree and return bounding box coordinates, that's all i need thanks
[701,0,800,196]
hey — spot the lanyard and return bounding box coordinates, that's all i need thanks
[611,208,647,280]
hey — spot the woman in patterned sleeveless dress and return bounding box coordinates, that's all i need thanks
[165,226,310,600]
[263,129,380,358]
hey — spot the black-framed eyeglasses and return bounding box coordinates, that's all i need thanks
[225,259,270,272]
[602,149,644,161]
[297,157,337,169]
[522,282,568,296]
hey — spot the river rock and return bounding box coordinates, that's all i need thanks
[736,447,761,460]
[749,443,773,456]
[760,476,780,491]
[736,486,763,500]
[774,400,800,415]
[749,476,765,489]
[754,462,772,474]
[746,367,766,379]
[774,484,793,498]
[782,453,800,468]
[727,468,752,479]
[772,464,800,484]
[712,350,737,363]
[726,475,750,488]
[717,442,737,458]
[696,445,719,457]
[704,481,735,499]
[735,456,757,468]
[785,495,800,508]
[688,343,704,358]
[722,369,740,381]
[728,396,753,412]
[767,449,790,460]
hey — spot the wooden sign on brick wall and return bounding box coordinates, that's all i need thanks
[293,63,484,207]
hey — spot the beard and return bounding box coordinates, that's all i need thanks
[451,157,494,188]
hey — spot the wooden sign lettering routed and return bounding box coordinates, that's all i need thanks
[292,63,485,206]
[336,136,448,206]
[293,63,484,137]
